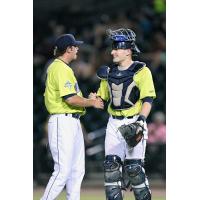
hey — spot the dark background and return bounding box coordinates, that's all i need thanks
[33,0,166,186]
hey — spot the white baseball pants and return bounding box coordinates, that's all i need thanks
[41,114,85,200]
[105,115,148,161]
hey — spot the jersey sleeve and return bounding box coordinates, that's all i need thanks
[56,66,77,97]
[134,67,156,100]
[97,80,110,101]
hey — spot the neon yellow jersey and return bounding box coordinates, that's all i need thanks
[97,66,156,116]
[44,59,85,115]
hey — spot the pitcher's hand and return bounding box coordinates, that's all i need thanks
[93,98,104,109]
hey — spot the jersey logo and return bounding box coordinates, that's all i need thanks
[116,72,122,76]
[149,90,154,93]
[64,81,72,89]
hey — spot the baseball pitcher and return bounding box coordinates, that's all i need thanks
[41,34,104,200]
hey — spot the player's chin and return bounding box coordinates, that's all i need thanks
[73,54,78,60]
[113,57,119,63]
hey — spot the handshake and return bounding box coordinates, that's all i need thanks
[88,92,104,109]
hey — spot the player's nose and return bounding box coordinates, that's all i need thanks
[111,49,116,55]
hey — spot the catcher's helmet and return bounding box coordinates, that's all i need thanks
[107,28,140,54]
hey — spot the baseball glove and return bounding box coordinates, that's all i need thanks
[118,122,144,147]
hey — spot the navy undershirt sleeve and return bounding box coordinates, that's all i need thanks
[62,93,76,100]
[142,97,153,104]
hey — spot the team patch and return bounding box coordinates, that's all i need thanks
[74,82,80,93]
[64,81,72,89]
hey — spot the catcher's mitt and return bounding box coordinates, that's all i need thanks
[118,122,144,147]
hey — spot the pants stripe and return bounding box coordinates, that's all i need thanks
[45,117,60,200]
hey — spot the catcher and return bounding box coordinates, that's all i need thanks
[89,28,156,200]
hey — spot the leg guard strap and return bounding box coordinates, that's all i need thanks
[133,187,151,200]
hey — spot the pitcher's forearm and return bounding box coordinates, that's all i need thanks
[65,95,95,107]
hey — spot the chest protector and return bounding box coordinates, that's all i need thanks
[98,61,145,110]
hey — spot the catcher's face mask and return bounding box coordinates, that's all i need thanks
[107,28,140,54]
[112,41,132,50]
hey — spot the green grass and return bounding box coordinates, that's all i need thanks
[34,188,166,200]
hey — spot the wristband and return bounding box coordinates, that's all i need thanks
[137,115,146,122]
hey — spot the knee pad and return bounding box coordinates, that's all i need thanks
[104,155,123,200]
[104,155,123,183]
[124,159,145,186]
[124,159,151,200]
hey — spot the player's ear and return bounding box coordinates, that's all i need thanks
[66,46,72,53]
[126,49,131,56]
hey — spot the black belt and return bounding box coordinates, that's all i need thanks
[111,115,134,120]
[65,113,81,119]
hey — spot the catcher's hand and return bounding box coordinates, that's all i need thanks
[118,115,146,147]
[88,92,97,99]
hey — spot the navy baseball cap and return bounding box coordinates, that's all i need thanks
[54,34,84,51]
